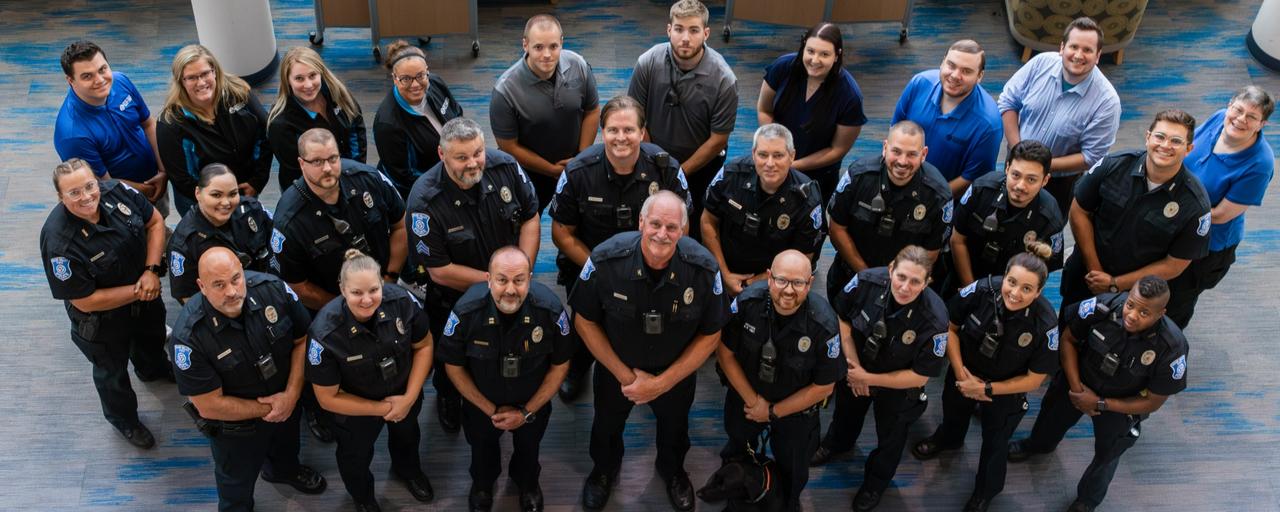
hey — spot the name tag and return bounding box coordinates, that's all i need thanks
[448,225,465,233]
[728,199,743,210]
[314,235,329,244]
[473,340,489,346]
[346,354,363,362]
[587,196,604,203]
[613,292,628,301]
[744,323,756,333]
[90,252,105,262]
[216,348,232,360]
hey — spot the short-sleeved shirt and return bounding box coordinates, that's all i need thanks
[157,94,273,201]
[892,69,1003,183]
[569,232,729,371]
[54,73,159,182]
[267,84,367,188]
[1064,292,1189,398]
[954,170,1065,279]
[950,276,1059,382]
[1186,108,1275,251]
[437,281,574,405]
[490,50,599,165]
[627,43,738,162]
[998,52,1121,172]
[827,156,952,270]
[169,271,310,399]
[273,160,406,296]
[167,196,277,300]
[703,156,826,274]
[41,180,155,303]
[831,267,949,378]
[723,282,843,402]
[373,78,464,197]
[306,284,432,400]
[763,53,867,177]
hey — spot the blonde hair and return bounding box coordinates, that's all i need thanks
[161,44,251,125]
[268,47,361,126]
[340,249,382,288]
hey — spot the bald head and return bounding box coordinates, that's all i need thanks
[488,246,532,314]
[768,249,813,314]
[197,247,247,317]
[771,249,812,276]
[488,246,531,274]
[198,247,242,280]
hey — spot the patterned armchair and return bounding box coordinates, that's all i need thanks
[1005,0,1149,64]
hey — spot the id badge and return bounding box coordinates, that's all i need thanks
[644,312,664,335]
[502,355,521,378]
[378,357,398,381]
[255,354,278,380]
[1099,353,1120,376]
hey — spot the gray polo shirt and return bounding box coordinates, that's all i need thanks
[490,49,600,163]
[627,43,738,162]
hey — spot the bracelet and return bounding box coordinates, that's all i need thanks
[984,381,994,398]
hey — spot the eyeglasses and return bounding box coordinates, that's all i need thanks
[1148,131,1187,148]
[62,180,99,201]
[394,71,429,86]
[770,275,811,290]
[302,154,341,167]
[1227,104,1264,124]
[181,69,215,85]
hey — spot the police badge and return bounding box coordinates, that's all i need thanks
[264,306,278,324]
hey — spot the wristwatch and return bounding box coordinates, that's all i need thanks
[984,382,994,398]
[1096,398,1108,413]
[384,271,400,282]
[144,263,166,277]
[767,403,779,422]
[520,406,536,423]
[1108,277,1118,293]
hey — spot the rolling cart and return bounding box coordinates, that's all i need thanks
[722,0,916,45]
[309,0,480,61]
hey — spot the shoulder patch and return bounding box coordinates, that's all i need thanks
[282,282,299,301]
[173,344,193,371]
[959,185,973,205]
[51,257,72,281]
[1046,327,1059,351]
[826,335,840,359]
[169,251,185,277]
[307,339,324,366]
[271,229,286,253]
[555,171,568,194]
[1170,354,1186,380]
[942,200,954,223]
[843,274,859,294]
[713,271,723,296]
[677,168,689,190]
[1197,212,1211,237]
[835,171,851,193]
[557,310,571,336]
[810,204,823,229]
[1078,297,1097,318]
[579,257,596,281]
[729,297,738,314]
[959,280,977,297]
[443,311,460,336]
[1051,232,1064,254]
[378,170,397,189]
[411,212,430,237]
[932,332,947,357]
[708,167,725,190]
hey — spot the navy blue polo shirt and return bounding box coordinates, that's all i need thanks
[764,53,867,177]
[54,73,159,182]
[891,69,1003,183]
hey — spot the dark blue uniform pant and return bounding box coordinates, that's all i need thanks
[820,383,927,492]
[685,152,726,242]
[462,401,552,490]
[68,300,169,431]
[208,409,303,512]
[1061,252,1198,325]
[1020,373,1142,507]
[331,395,425,504]
[426,301,460,401]
[721,390,820,512]
[590,369,696,478]
[931,369,1028,499]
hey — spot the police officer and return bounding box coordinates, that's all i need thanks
[910,251,1059,512]
[811,245,949,512]
[703,124,826,296]
[405,117,540,433]
[1008,276,1188,512]
[169,248,327,511]
[717,250,842,511]
[951,140,1064,289]
[168,163,275,302]
[826,121,951,301]
[40,158,171,448]
[548,94,690,400]
[571,191,729,511]
[1062,109,1211,325]
[440,247,573,512]
[308,250,435,512]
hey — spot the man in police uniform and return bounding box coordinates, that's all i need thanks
[702,124,826,296]
[717,250,841,511]
[571,191,729,511]
[169,247,327,511]
[826,121,952,300]
[405,117,540,432]
[951,140,1064,287]
[1008,276,1188,512]
[440,247,573,512]
[1062,110,1211,325]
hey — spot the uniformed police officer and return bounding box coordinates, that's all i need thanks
[571,191,729,511]
[703,124,826,296]
[1008,276,1188,512]
[308,250,435,512]
[826,121,952,301]
[168,164,275,302]
[717,250,842,511]
[910,251,1059,512]
[811,245,949,512]
[951,140,1065,288]
[169,248,326,511]
[440,247,573,512]
[404,117,540,433]
[39,158,171,448]
[548,94,690,400]
[1062,109,1211,326]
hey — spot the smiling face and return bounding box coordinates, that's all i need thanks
[1145,120,1193,171]
[602,107,645,164]
[939,49,983,99]
[1004,158,1048,208]
[440,136,486,189]
[341,269,383,321]
[1223,101,1267,141]
[288,61,323,104]
[753,136,794,193]
[67,51,113,106]
[1059,28,1101,82]
[768,252,812,315]
[667,15,707,63]
[488,251,531,315]
[1001,265,1044,312]
[196,173,241,226]
[197,250,248,318]
[56,166,101,221]
[180,57,217,110]
[882,130,927,186]
[391,56,430,105]
[639,195,685,267]
[888,260,929,306]
[801,36,837,80]
[523,24,563,79]
[299,139,343,194]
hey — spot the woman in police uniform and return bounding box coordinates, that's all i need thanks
[167,163,275,302]
[910,247,1060,512]
[372,40,463,197]
[307,250,434,512]
[267,46,366,191]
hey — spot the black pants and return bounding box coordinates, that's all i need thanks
[332,395,426,504]
[721,390,820,512]
[796,164,839,209]
[425,300,460,401]
[1021,373,1142,507]
[1060,251,1198,322]
[1045,174,1080,219]
[462,400,552,490]
[1166,245,1237,328]
[529,170,556,216]
[68,300,169,431]
[685,152,726,243]
[208,409,303,512]
[931,369,1028,499]
[820,383,928,492]
[590,369,696,478]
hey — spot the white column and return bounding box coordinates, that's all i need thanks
[191,0,279,84]
[1248,0,1280,70]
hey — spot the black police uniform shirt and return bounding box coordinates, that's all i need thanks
[372,76,464,197]
[954,171,1066,278]
[832,267,949,378]
[437,281,574,406]
[704,155,827,274]
[569,232,730,371]
[1073,150,1211,276]
[272,160,406,297]
[950,276,1060,382]
[167,196,277,300]
[267,85,367,187]
[1064,292,1188,399]
[306,284,432,401]
[406,149,538,303]
[828,155,952,269]
[723,281,844,403]
[157,94,273,202]
[169,271,310,399]
[41,180,155,305]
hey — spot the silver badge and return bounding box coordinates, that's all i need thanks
[912,204,926,220]
[247,217,259,233]
[776,214,790,230]
[264,306,278,324]
[363,191,374,209]
[1018,332,1032,347]
[797,336,811,352]
[532,326,544,343]
[1023,230,1037,245]
[396,317,406,335]
[117,202,132,216]
[500,186,513,203]
[649,181,660,196]
[683,287,694,305]
[902,330,916,345]
[1163,201,1179,218]
[1141,349,1156,366]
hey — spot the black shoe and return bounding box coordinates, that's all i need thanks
[1006,439,1047,463]
[520,483,544,512]
[437,396,461,433]
[1065,499,1095,512]
[400,473,434,502]
[852,486,882,511]
[469,484,493,512]
[581,470,616,510]
[306,410,335,443]
[262,465,327,494]
[810,446,846,467]
[559,372,586,402]
[664,472,694,511]
[118,423,156,449]
[963,494,992,512]
[354,499,382,512]
[911,435,961,461]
